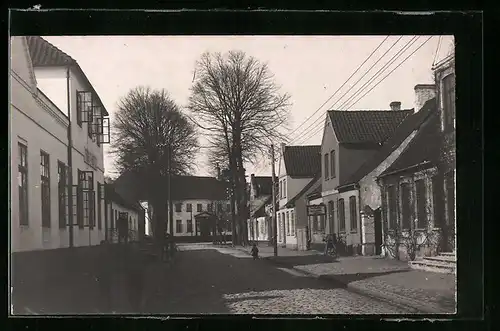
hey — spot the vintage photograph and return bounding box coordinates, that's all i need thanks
[9,34,456,315]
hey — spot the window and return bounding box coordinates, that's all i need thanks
[432,175,445,228]
[400,183,412,230]
[176,220,182,233]
[349,196,357,232]
[76,91,93,126]
[387,185,398,230]
[283,179,287,199]
[186,203,192,212]
[197,204,202,212]
[175,203,182,213]
[324,153,329,179]
[291,211,295,236]
[77,170,95,229]
[279,180,282,199]
[338,199,345,232]
[445,171,455,226]
[442,73,456,131]
[18,143,29,226]
[330,150,336,178]
[415,179,427,229]
[328,201,334,233]
[97,182,102,230]
[40,151,51,228]
[286,211,290,235]
[187,219,193,233]
[207,203,213,212]
[58,161,68,229]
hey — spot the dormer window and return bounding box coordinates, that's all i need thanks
[442,73,455,132]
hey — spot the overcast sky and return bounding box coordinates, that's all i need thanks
[44,35,454,178]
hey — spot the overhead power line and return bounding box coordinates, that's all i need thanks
[288,35,406,145]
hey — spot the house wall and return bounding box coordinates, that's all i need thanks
[279,175,311,209]
[170,199,232,237]
[338,145,378,186]
[248,216,269,242]
[337,189,362,254]
[10,37,107,251]
[321,116,339,194]
[277,207,297,249]
[379,168,442,261]
[358,131,418,255]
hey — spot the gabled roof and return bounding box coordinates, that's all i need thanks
[379,110,441,178]
[328,109,413,144]
[114,170,227,201]
[339,98,437,188]
[26,36,76,66]
[26,36,109,116]
[283,145,321,178]
[285,176,320,209]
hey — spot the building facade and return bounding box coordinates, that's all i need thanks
[277,144,321,249]
[247,175,273,243]
[320,106,413,255]
[10,36,110,252]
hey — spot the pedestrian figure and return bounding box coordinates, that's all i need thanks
[96,240,113,313]
[251,243,259,260]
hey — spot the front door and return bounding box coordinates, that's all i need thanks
[374,208,382,255]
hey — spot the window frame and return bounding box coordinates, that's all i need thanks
[40,151,51,228]
[76,90,93,127]
[175,203,182,213]
[415,179,427,230]
[324,153,329,179]
[186,203,192,212]
[187,219,193,233]
[58,161,68,229]
[18,143,29,227]
[330,150,336,178]
[387,185,398,230]
[176,219,183,233]
[349,195,358,232]
[197,203,202,212]
[338,198,346,232]
[400,182,413,230]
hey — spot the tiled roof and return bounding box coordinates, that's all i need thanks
[26,36,76,66]
[253,176,272,196]
[114,171,227,201]
[339,98,437,187]
[285,176,320,208]
[283,145,321,177]
[328,109,413,144]
[25,36,109,117]
[379,110,441,178]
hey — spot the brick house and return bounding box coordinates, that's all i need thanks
[320,106,412,255]
[337,86,437,256]
[277,145,321,249]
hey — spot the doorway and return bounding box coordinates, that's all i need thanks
[374,208,382,255]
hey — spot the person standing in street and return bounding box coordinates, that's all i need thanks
[251,243,259,260]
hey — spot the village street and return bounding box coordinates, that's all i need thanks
[13,242,454,315]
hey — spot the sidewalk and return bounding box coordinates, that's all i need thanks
[233,244,456,314]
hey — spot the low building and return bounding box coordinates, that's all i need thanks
[105,182,145,243]
[277,144,321,249]
[10,36,110,251]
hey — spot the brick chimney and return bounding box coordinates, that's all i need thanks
[390,101,401,111]
[414,84,436,113]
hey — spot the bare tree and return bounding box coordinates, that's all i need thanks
[187,51,291,245]
[111,86,199,244]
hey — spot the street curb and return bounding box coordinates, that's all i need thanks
[232,247,453,314]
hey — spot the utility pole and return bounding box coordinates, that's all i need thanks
[271,144,278,257]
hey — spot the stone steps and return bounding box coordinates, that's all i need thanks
[409,251,456,274]
[409,259,455,274]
